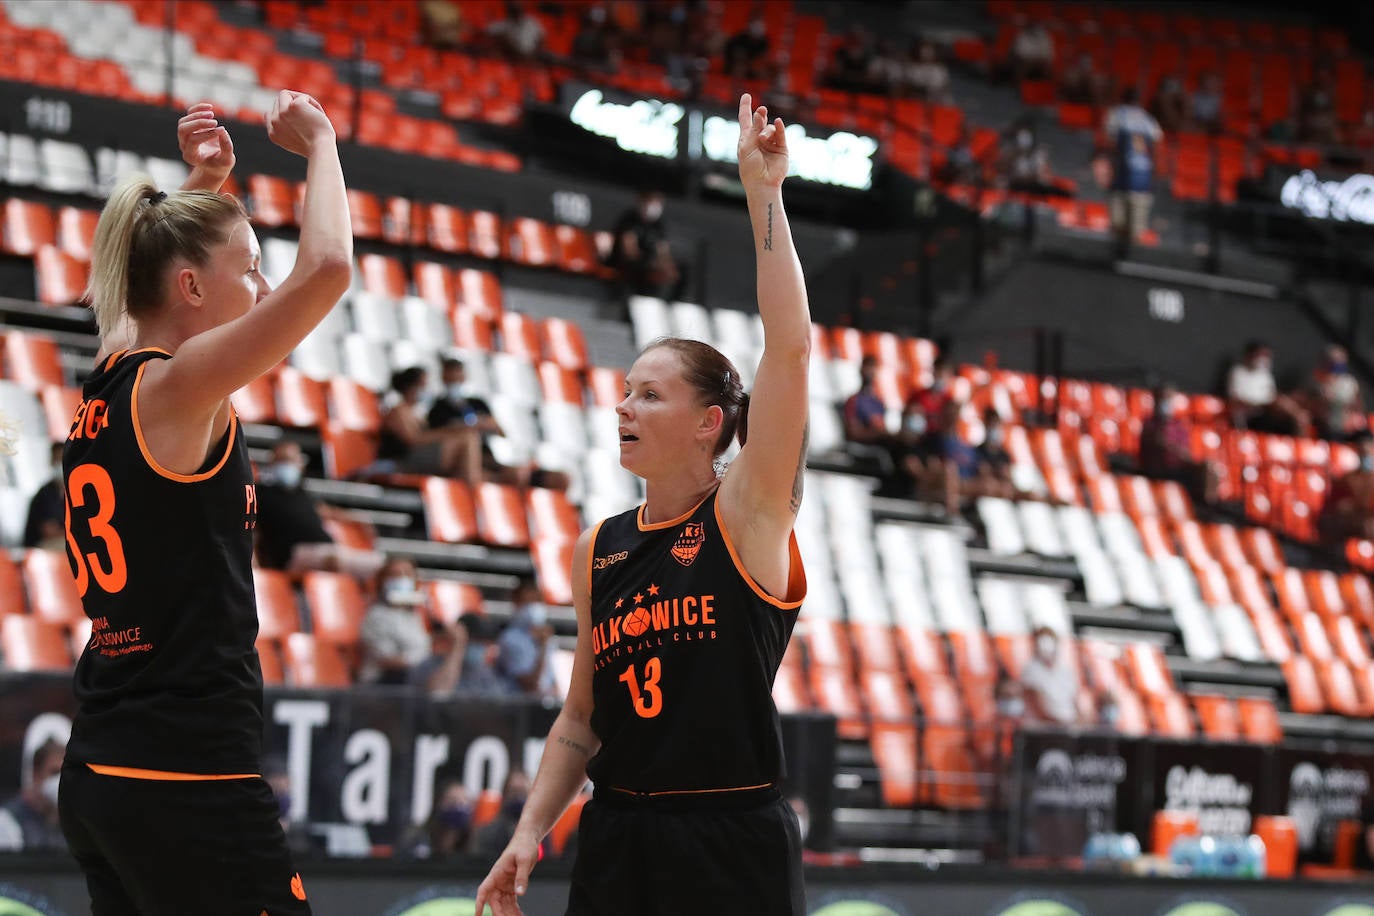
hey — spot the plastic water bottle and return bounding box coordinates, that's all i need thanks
[1216,837,1244,877]
[1242,834,1268,879]
[1170,835,1201,875]
[1117,832,1142,863]
[1195,835,1220,877]
[1083,833,1110,868]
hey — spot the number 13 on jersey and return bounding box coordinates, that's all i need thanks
[618,657,663,718]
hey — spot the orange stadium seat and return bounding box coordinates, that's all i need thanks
[34,245,89,305]
[283,633,351,688]
[456,268,503,318]
[247,174,296,227]
[423,477,479,543]
[526,487,581,544]
[1327,615,1370,669]
[22,549,83,627]
[252,568,299,641]
[549,794,588,856]
[424,579,484,627]
[586,366,626,408]
[1242,527,1285,573]
[39,384,80,442]
[922,726,985,809]
[507,217,555,267]
[0,552,25,615]
[1316,658,1368,717]
[1341,573,1374,628]
[1123,643,1175,696]
[1191,694,1242,741]
[897,628,949,683]
[414,260,457,308]
[541,318,589,371]
[424,203,469,254]
[1236,696,1282,743]
[869,723,919,808]
[849,622,903,672]
[531,536,574,606]
[302,571,367,647]
[468,210,504,259]
[1282,655,1326,715]
[328,377,382,432]
[804,620,852,673]
[451,306,496,351]
[55,206,98,262]
[499,312,543,361]
[861,668,916,722]
[1305,570,1347,621]
[1,198,56,256]
[554,224,599,274]
[322,422,377,481]
[810,665,866,739]
[322,517,375,552]
[382,197,424,247]
[1293,613,1334,662]
[358,253,407,298]
[347,189,383,240]
[230,374,278,424]
[475,482,530,547]
[256,636,285,686]
[275,368,329,428]
[948,630,997,685]
[1,616,71,671]
[993,633,1032,680]
[536,361,582,405]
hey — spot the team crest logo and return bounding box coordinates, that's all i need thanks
[671,522,706,566]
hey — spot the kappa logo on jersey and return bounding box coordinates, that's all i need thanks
[671,521,706,566]
[594,550,629,570]
[290,873,307,901]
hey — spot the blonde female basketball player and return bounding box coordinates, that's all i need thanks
[477,94,810,916]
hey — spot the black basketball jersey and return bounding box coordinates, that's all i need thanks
[586,489,805,795]
[63,348,263,775]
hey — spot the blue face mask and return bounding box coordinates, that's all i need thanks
[1331,361,1348,374]
[384,577,419,605]
[274,463,302,488]
[438,805,472,832]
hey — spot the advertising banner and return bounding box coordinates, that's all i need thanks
[1277,746,1374,860]
[1150,740,1269,838]
[1012,729,1141,857]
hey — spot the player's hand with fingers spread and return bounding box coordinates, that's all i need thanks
[475,831,540,916]
[737,93,790,190]
[266,90,336,158]
[177,101,235,182]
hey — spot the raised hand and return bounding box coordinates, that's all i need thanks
[737,93,790,190]
[474,833,539,916]
[266,90,336,158]
[177,102,235,184]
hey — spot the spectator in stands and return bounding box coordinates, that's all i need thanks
[486,1,546,61]
[378,366,485,484]
[570,3,620,72]
[1104,87,1163,259]
[1060,54,1108,108]
[608,190,685,303]
[22,442,64,551]
[1226,340,1309,436]
[1002,123,1055,195]
[472,769,534,861]
[1020,626,1081,726]
[495,578,557,698]
[0,739,65,852]
[900,356,956,497]
[992,675,1026,768]
[1306,345,1366,442]
[1190,72,1223,133]
[421,612,506,696]
[419,0,467,49]
[1152,76,1189,134]
[723,14,770,80]
[427,356,499,443]
[976,409,1017,500]
[407,779,476,860]
[843,356,905,483]
[935,398,981,515]
[255,440,387,581]
[1095,690,1121,732]
[1010,19,1054,83]
[358,557,433,686]
[829,26,876,93]
[898,39,951,104]
[1138,384,1219,505]
[1319,432,1374,545]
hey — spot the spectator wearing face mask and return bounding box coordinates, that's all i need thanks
[495,578,558,698]
[1138,384,1220,505]
[992,675,1026,765]
[0,739,66,852]
[255,440,387,581]
[1020,627,1081,727]
[472,769,537,861]
[1307,345,1366,442]
[900,357,956,494]
[379,367,486,484]
[608,190,684,303]
[1319,432,1374,545]
[415,611,507,697]
[1104,87,1163,260]
[976,410,1017,501]
[408,779,477,860]
[358,557,433,686]
[22,442,65,551]
[1227,340,1309,436]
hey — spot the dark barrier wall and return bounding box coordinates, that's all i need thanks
[944,255,1327,394]
[0,674,836,853]
[3,857,1374,915]
[1015,728,1374,863]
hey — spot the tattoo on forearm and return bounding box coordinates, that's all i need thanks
[789,422,808,514]
[557,734,591,757]
[764,202,774,251]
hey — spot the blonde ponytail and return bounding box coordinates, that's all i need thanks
[87,176,247,339]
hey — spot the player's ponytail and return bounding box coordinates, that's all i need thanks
[736,392,749,447]
[88,176,247,338]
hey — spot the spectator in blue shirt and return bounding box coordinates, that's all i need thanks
[1105,87,1163,260]
[495,579,557,697]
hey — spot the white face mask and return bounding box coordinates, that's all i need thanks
[641,201,664,221]
[273,462,302,488]
[384,577,419,606]
[1036,634,1057,658]
[40,773,60,807]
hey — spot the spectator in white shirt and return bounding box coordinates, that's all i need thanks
[1020,627,1081,726]
[1011,20,1054,82]
[359,557,433,685]
[1227,340,1309,436]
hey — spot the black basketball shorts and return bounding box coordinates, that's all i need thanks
[566,785,805,916]
[58,761,312,916]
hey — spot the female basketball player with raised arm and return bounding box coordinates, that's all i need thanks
[477,93,810,916]
[58,90,351,916]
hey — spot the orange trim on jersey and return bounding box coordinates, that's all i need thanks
[635,487,719,532]
[585,518,605,601]
[713,498,807,610]
[609,782,774,797]
[130,360,238,483]
[87,763,258,781]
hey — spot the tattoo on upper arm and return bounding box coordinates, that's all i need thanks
[557,734,591,757]
[789,422,808,514]
[764,202,774,252]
